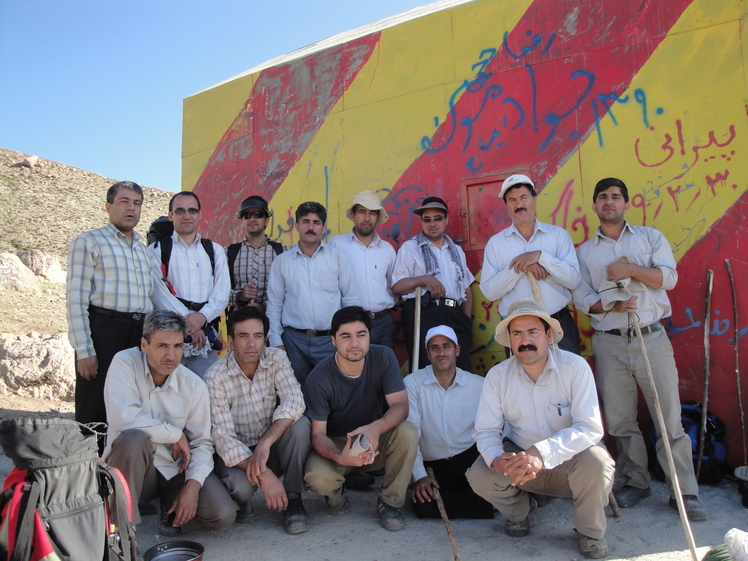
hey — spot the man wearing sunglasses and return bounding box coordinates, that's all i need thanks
[149,191,230,377]
[392,197,474,371]
[226,196,287,314]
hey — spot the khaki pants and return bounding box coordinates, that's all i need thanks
[304,421,418,508]
[466,443,614,540]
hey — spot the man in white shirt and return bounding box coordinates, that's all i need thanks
[206,306,311,534]
[480,174,582,354]
[149,191,230,377]
[266,201,359,385]
[328,190,397,349]
[103,311,235,536]
[393,197,474,371]
[404,325,493,519]
[573,177,705,521]
[466,300,614,559]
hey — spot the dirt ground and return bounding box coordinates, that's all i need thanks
[0,398,746,561]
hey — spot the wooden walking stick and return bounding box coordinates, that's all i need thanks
[412,286,422,373]
[726,259,746,466]
[697,269,714,479]
[630,316,698,561]
[427,467,462,561]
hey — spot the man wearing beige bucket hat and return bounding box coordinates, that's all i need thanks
[328,190,397,349]
[466,299,614,559]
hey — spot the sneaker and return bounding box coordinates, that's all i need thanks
[577,532,608,559]
[345,471,375,490]
[326,495,350,516]
[614,485,650,508]
[283,495,310,534]
[377,497,405,531]
[158,500,181,537]
[504,516,530,537]
[669,495,707,521]
[235,501,259,524]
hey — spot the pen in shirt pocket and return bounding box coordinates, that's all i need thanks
[556,403,562,416]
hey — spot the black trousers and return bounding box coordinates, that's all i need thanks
[412,444,494,519]
[402,299,472,371]
[553,307,581,355]
[75,307,144,426]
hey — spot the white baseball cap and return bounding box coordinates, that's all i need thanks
[499,174,536,199]
[424,325,459,348]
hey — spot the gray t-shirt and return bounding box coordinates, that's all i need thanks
[304,345,405,436]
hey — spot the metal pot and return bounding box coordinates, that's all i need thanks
[143,540,205,561]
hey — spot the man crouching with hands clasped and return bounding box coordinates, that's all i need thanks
[466,300,614,559]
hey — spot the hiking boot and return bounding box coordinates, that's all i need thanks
[158,500,181,537]
[577,532,609,559]
[283,495,310,534]
[377,497,405,531]
[614,485,650,508]
[326,495,350,516]
[504,516,530,537]
[669,495,707,521]
[529,493,551,508]
[235,501,259,524]
[345,471,375,490]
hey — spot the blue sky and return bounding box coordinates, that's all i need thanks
[0,0,430,192]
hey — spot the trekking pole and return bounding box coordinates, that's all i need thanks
[412,287,422,373]
[697,270,714,479]
[725,259,746,466]
[427,467,462,561]
[630,314,698,561]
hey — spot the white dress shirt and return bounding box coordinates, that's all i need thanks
[149,232,230,323]
[393,238,474,302]
[405,366,484,481]
[266,242,359,347]
[574,223,677,331]
[480,219,581,315]
[474,347,603,470]
[327,230,397,313]
[103,347,214,485]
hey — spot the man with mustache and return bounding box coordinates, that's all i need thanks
[103,311,235,536]
[467,300,614,559]
[480,174,582,354]
[266,201,359,385]
[328,190,397,349]
[573,177,706,521]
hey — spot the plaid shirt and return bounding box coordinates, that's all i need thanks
[66,223,156,358]
[228,236,288,307]
[205,346,305,467]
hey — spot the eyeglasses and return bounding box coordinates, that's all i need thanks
[421,215,445,223]
[241,211,267,219]
[172,207,200,215]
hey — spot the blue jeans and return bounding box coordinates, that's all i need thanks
[281,327,336,386]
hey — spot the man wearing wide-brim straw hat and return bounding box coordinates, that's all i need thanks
[466,299,615,559]
[328,190,397,349]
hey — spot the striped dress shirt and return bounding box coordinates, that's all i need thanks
[228,236,288,308]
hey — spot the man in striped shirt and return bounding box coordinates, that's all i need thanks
[67,181,179,426]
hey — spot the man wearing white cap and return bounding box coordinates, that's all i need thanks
[404,325,493,519]
[466,300,614,559]
[328,190,397,349]
[393,196,474,371]
[480,174,582,354]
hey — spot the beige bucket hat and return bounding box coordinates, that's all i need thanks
[345,190,388,225]
[494,299,564,347]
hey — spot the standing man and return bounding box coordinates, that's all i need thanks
[67,181,178,426]
[328,190,397,349]
[103,311,235,536]
[480,174,582,354]
[405,325,493,519]
[266,201,359,385]
[150,191,230,377]
[392,196,474,371]
[303,306,418,531]
[466,300,614,559]
[226,196,287,313]
[573,177,706,521]
[205,306,311,534]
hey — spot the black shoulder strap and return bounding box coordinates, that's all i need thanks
[200,238,216,276]
[227,243,241,288]
[11,481,40,561]
[157,237,173,280]
[269,240,284,256]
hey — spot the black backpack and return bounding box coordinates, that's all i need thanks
[0,417,138,561]
[226,240,284,289]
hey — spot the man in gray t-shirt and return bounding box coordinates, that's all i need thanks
[303,306,418,531]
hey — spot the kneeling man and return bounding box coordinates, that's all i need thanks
[303,306,418,531]
[467,300,614,559]
[104,310,235,536]
[205,306,311,534]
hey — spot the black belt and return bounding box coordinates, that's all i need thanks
[369,308,393,319]
[285,326,331,337]
[433,298,459,308]
[603,323,662,337]
[177,297,207,312]
[89,305,145,322]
